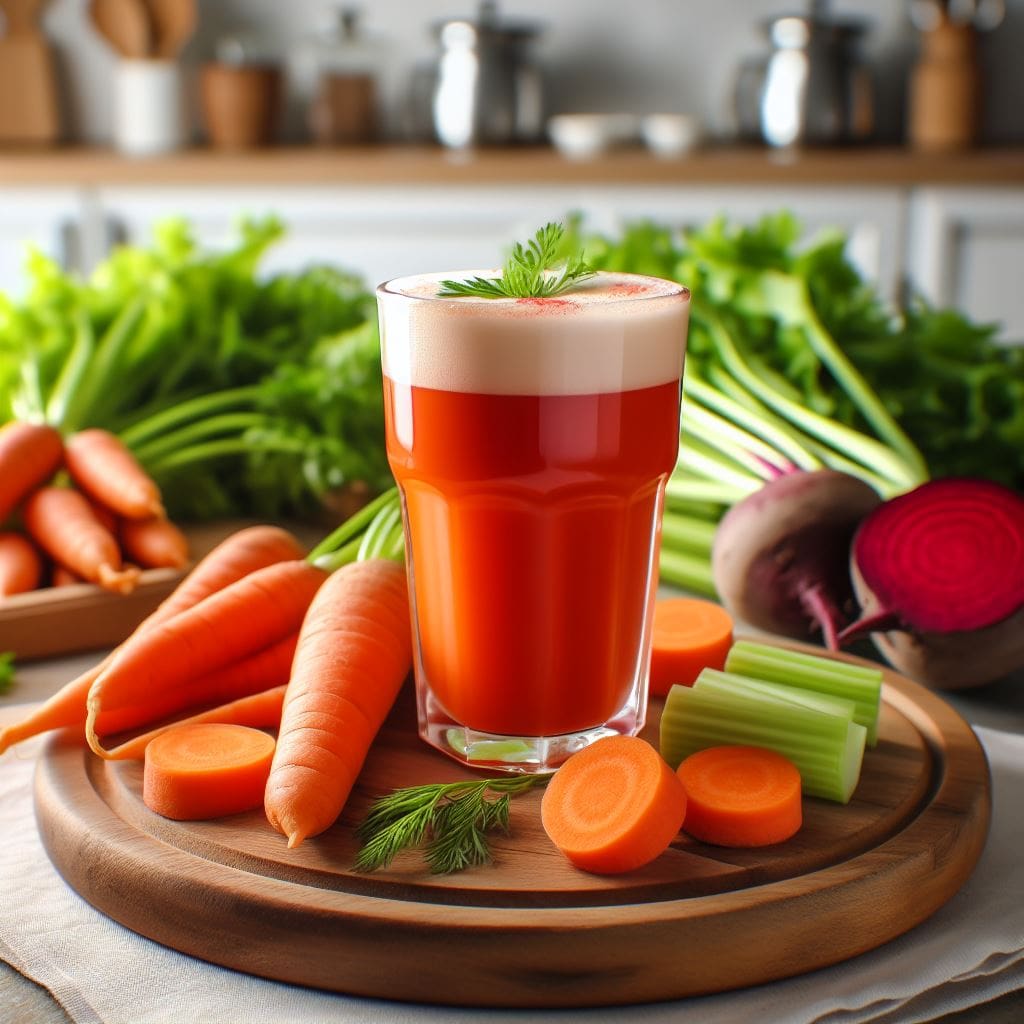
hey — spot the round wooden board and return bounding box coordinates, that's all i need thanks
[33,652,991,1009]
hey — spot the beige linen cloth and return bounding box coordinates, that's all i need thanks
[0,726,1022,1024]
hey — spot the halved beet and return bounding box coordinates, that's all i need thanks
[844,477,1024,689]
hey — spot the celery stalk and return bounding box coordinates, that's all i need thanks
[694,668,857,721]
[660,684,866,803]
[724,641,882,745]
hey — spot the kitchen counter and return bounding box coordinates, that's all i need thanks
[2,650,1024,1023]
[0,145,1022,188]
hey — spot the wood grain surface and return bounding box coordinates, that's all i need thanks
[32,649,991,1009]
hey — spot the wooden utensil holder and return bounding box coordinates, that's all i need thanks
[909,22,981,152]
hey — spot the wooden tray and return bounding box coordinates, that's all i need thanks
[33,657,990,1009]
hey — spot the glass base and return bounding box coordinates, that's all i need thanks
[418,691,646,775]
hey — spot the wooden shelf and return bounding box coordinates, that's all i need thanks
[0,144,1022,188]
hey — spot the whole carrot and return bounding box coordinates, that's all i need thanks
[23,487,140,594]
[265,558,411,848]
[85,559,327,755]
[64,428,163,520]
[51,564,83,587]
[0,524,305,755]
[120,515,190,569]
[0,421,64,522]
[90,631,298,756]
[0,533,43,596]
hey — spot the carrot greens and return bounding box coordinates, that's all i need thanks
[0,652,14,695]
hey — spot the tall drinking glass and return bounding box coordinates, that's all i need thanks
[377,271,689,772]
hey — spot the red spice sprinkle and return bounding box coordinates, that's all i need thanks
[605,283,648,296]
[515,297,578,309]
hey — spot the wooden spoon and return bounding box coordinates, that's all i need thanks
[144,0,196,59]
[88,0,152,59]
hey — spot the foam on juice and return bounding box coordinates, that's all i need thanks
[377,271,689,396]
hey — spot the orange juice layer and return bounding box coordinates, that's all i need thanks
[385,377,681,737]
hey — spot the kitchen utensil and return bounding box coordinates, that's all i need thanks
[909,20,980,151]
[735,1,874,147]
[144,0,196,59]
[113,59,187,155]
[35,651,989,1006]
[200,62,282,149]
[88,0,152,59]
[430,0,544,148]
[0,0,61,144]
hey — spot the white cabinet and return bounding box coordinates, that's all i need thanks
[0,189,83,297]
[89,185,905,298]
[907,188,1024,343]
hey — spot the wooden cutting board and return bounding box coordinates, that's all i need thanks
[0,0,60,144]
[33,651,990,1008]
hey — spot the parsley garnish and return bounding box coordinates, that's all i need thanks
[438,222,594,299]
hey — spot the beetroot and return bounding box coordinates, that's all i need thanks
[711,470,882,649]
[842,478,1024,689]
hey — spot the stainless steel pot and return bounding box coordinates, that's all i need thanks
[430,1,544,148]
[735,7,874,147]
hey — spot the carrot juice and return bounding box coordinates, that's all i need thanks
[377,271,689,770]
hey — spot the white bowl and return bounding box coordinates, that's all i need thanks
[547,113,639,160]
[640,114,703,157]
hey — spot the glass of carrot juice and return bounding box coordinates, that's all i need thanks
[377,271,689,772]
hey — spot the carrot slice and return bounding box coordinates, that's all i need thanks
[649,597,734,697]
[143,723,276,821]
[540,735,687,875]
[676,745,802,848]
[106,686,286,761]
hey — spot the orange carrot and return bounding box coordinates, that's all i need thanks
[649,597,734,697]
[23,486,140,594]
[540,735,687,875]
[119,515,190,569]
[0,524,305,755]
[676,745,802,848]
[265,558,411,848]
[0,532,43,596]
[90,631,298,756]
[143,723,276,821]
[64,428,163,520]
[0,421,63,522]
[51,564,84,587]
[104,685,287,761]
[85,559,326,755]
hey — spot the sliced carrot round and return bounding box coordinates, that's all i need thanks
[541,735,687,875]
[143,723,276,821]
[676,745,802,848]
[649,597,734,697]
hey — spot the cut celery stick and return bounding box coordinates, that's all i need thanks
[660,684,867,803]
[725,641,882,746]
[695,668,857,722]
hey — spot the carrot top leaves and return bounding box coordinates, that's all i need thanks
[354,775,543,874]
[0,652,14,695]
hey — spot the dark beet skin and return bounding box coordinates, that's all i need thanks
[712,470,882,649]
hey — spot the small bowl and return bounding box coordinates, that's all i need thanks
[547,113,639,160]
[640,113,703,157]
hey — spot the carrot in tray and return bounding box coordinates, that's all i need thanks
[0,532,43,596]
[0,421,64,523]
[23,486,140,595]
[119,515,190,570]
[64,428,164,520]
[143,724,277,821]
[90,632,298,756]
[0,524,306,755]
[103,685,287,761]
[85,558,327,756]
[50,564,84,587]
[264,558,412,849]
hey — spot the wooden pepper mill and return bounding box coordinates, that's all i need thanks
[908,19,981,151]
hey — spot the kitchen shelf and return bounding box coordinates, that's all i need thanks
[0,144,1022,188]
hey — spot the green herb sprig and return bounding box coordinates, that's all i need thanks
[438,222,594,299]
[0,652,14,695]
[354,775,543,874]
